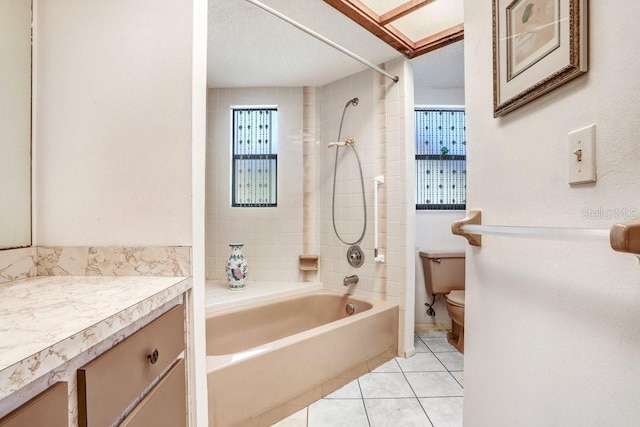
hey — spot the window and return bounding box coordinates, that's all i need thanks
[231,107,278,207]
[415,107,466,210]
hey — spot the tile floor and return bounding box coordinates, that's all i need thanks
[273,330,463,427]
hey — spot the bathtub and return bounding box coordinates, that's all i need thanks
[205,290,398,427]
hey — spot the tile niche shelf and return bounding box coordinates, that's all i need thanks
[298,255,319,271]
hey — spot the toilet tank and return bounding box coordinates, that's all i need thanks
[419,252,465,296]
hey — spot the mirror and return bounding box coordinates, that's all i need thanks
[0,0,32,249]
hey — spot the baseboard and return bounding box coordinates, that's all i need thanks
[415,323,451,336]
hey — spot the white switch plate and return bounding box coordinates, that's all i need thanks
[568,124,596,185]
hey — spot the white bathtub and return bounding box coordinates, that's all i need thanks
[205,290,398,427]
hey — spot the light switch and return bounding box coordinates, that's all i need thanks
[568,124,596,185]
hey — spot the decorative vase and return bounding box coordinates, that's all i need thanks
[225,243,248,290]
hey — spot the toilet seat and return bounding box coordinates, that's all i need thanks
[446,290,465,308]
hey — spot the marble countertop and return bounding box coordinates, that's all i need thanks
[0,275,191,400]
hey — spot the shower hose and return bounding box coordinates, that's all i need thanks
[331,97,367,246]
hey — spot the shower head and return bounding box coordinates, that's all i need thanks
[346,97,359,107]
[327,137,356,148]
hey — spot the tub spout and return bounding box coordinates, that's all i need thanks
[343,275,359,286]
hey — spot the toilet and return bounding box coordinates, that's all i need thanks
[419,252,466,353]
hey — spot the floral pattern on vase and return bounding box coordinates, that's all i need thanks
[225,244,247,290]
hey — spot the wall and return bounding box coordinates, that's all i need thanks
[205,61,415,355]
[34,0,193,246]
[32,2,207,423]
[414,87,464,106]
[318,58,416,356]
[464,0,640,425]
[414,212,466,329]
[413,75,466,329]
[0,0,31,249]
[318,70,380,295]
[206,87,304,282]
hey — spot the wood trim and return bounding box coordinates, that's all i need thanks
[323,0,414,56]
[379,0,436,26]
[324,0,464,59]
[412,23,464,57]
[329,0,380,20]
[384,23,417,50]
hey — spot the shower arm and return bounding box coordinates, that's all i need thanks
[243,0,400,83]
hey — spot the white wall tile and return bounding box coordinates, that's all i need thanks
[206,87,304,282]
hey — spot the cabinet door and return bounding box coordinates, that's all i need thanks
[78,305,184,427]
[0,382,67,427]
[120,358,186,427]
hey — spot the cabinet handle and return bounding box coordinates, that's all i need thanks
[148,348,159,365]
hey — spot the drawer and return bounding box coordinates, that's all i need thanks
[0,382,67,427]
[78,305,184,427]
[120,358,186,427]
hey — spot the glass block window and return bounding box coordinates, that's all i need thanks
[415,108,466,210]
[232,107,278,207]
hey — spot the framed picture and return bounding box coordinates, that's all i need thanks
[493,0,588,117]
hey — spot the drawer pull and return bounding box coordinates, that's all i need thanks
[148,349,159,365]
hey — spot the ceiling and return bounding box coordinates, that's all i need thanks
[207,0,464,88]
[323,0,464,58]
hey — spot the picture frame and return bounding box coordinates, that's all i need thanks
[492,0,588,117]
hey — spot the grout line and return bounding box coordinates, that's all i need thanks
[405,335,436,426]
[305,332,461,427]
[356,377,372,427]
[417,397,436,427]
[450,371,464,389]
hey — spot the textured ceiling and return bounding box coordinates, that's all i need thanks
[207,0,464,89]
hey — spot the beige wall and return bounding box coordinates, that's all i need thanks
[464,0,640,425]
[31,0,207,423]
[34,0,193,246]
[413,69,467,329]
[206,87,304,282]
[0,0,31,249]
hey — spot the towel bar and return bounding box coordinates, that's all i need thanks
[452,209,640,256]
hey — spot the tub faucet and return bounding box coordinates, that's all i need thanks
[343,275,359,286]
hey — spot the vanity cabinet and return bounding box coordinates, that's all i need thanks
[0,382,68,427]
[78,305,186,427]
[120,358,186,426]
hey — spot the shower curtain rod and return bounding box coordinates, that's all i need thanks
[243,0,400,83]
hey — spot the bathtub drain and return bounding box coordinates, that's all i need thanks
[345,302,356,315]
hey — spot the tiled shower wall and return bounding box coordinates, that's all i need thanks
[317,58,415,356]
[318,70,387,296]
[205,59,414,355]
[206,88,305,282]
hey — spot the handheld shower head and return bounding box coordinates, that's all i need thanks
[327,137,356,148]
[347,97,359,107]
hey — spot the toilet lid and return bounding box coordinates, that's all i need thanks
[447,290,465,307]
